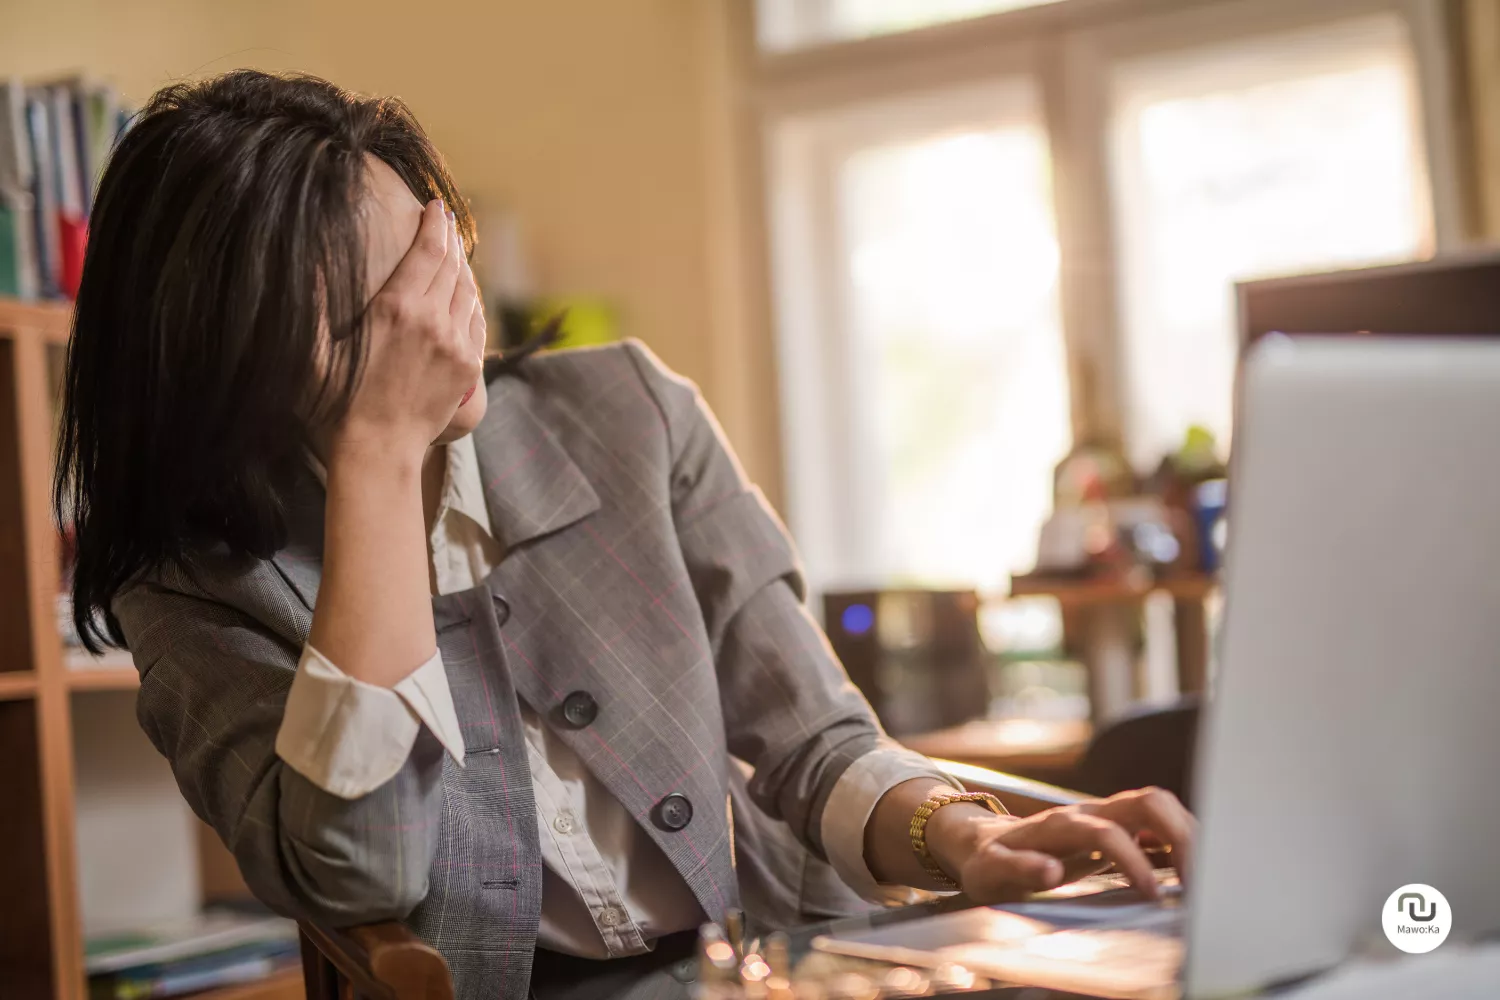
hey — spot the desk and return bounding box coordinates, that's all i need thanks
[1010,573,1217,723]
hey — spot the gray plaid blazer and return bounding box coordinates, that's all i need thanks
[114,341,943,999]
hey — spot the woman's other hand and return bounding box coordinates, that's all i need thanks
[925,786,1196,902]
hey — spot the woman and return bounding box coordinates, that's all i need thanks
[58,70,1193,1000]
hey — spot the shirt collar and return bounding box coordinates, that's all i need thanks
[276,377,600,615]
[439,433,494,535]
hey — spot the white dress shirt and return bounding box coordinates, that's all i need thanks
[274,434,941,957]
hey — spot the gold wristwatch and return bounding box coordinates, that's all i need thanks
[909,789,1007,890]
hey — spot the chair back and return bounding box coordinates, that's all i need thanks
[1075,697,1200,808]
[299,921,455,1000]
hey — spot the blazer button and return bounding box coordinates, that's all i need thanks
[492,595,511,626]
[669,957,698,984]
[654,793,693,832]
[560,691,598,728]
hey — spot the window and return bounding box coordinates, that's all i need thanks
[756,0,1066,52]
[1110,13,1435,465]
[755,0,1458,595]
[770,81,1071,594]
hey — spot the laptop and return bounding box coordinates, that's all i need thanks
[815,336,1500,997]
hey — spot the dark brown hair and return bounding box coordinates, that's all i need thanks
[55,69,474,650]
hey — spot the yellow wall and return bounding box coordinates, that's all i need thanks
[0,0,298,99]
[1467,0,1500,239]
[302,0,719,392]
[0,0,782,493]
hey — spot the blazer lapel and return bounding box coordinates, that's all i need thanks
[270,371,601,618]
[471,376,737,914]
[471,374,601,551]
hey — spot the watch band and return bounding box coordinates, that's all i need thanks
[909,790,1006,890]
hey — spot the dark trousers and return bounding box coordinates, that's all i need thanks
[527,931,699,1000]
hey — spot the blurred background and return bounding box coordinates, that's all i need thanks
[1,0,1498,997]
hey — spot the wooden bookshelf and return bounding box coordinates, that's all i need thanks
[0,298,304,1000]
[0,298,73,345]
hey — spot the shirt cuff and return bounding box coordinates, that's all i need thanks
[820,743,962,905]
[275,644,466,800]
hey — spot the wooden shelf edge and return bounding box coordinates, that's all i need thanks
[0,297,73,344]
[0,671,39,701]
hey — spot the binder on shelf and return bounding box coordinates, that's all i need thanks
[76,83,119,215]
[0,79,34,191]
[51,85,87,298]
[25,89,60,298]
[0,79,38,298]
[0,191,30,297]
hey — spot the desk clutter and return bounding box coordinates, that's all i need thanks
[822,579,1207,792]
[694,908,1000,999]
[693,874,1182,999]
[819,432,1229,740]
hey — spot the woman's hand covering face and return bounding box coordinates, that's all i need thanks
[331,158,488,456]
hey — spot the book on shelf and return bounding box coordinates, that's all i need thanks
[86,905,299,1000]
[0,79,38,299]
[50,85,87,298]
[0,76,129,301]
[24,90,58,298]
[0,188,32,299]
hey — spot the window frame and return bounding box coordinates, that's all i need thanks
[767,74,1066,591]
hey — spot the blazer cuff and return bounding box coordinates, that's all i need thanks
[275,644,465,800]
[820,744,962,905]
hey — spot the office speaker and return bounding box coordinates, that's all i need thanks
[822,589,991,738]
